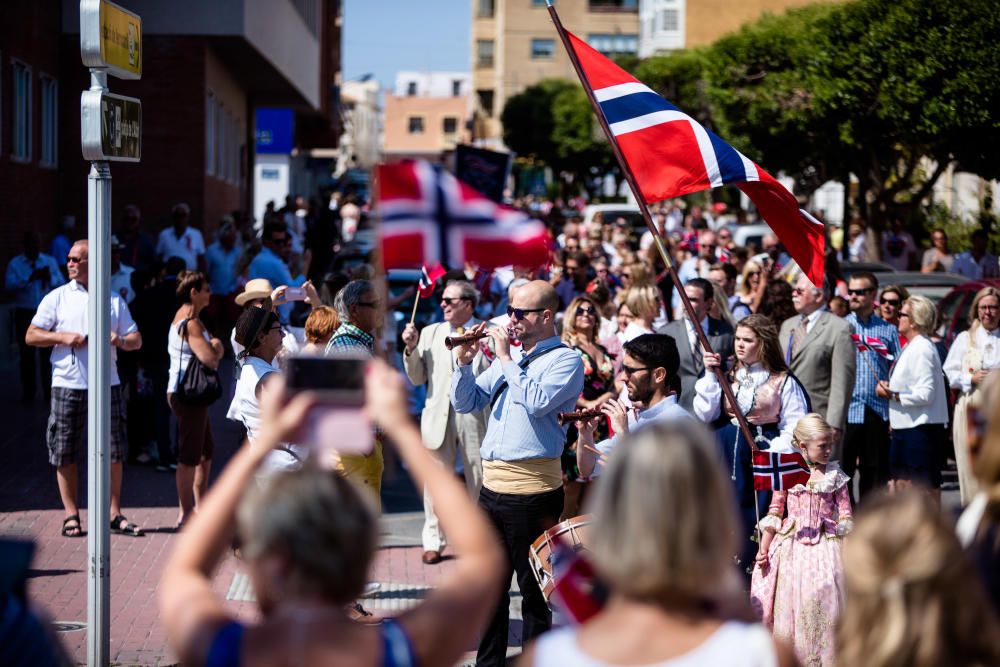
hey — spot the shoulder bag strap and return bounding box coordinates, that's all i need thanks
[174,319,190,394]
[489,344,567,409]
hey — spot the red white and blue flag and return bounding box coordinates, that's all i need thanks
[377,160,550,271]
[561,31,826,287]
[851,333,894,361]
[752,450,811,491]
[417,263,446,299]
[548,535,603,624]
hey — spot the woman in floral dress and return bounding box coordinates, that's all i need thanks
[561,295,615,519]
[751,413,853,667]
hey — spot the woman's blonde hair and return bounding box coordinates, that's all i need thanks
[562,296,599,345]
[976,374,1000,532]
[837,491,1000,667]
[709,279,735,327]
[967,286,1000,339]
[903,295,936,335]
[737,260,763,297]
[304,305,338,344]
[237,464,377,605]
[792,412,833,450]
[624,285,659,324]
[586,420,746,614]
[624,261,653,287]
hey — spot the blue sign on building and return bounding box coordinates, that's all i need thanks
[255,108,294,154]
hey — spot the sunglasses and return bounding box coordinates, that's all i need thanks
[880,298,901,307]
[847,287,875,296]
[622,364,652,377]
[67,256,84,263]
[575,307,596,316]
[507,306,546,319]
[441,297,469,306]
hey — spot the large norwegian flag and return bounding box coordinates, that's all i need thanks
[377,160,550,270]
[562,31,826,287]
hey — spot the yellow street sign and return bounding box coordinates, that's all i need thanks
[80,0,142,80]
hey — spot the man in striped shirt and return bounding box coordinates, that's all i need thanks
[843,271,902,502]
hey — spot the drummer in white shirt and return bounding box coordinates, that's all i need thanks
[577,334,690,478]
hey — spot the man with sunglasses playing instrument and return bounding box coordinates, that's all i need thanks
[402,280,491,565]
[451,280,584,667]
[576,333,690,478]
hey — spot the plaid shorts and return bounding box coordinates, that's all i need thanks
[46,386,127,467]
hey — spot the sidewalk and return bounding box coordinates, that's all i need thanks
[0,361,524,666]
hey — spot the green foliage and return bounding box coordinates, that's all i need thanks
[500,79,578,163]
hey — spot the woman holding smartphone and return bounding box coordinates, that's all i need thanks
[159,360,504,667]
[168,270,224,529]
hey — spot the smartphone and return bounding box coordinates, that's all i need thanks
[283,354,372,457]
[285,286,308,301]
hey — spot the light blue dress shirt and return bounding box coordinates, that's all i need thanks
[451,335,584,461]
[248,246,302,322]
[205,241,241,296]
[592,394,692,477]
[5,253,65,310]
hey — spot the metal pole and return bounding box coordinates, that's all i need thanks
[545,3,759,450]
[87,67,111,667]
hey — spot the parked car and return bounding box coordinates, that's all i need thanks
[880,272,967,306]
[936,278,1000,345]
[582,203,644,232]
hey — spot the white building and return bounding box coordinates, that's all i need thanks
[336,78,382,175]
[639,0,686,57]
[395,71,472,98]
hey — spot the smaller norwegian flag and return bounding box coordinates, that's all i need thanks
[548,535,603,624]
[851,333,895,360]
[753,450,810,491]
[417,263,446,299]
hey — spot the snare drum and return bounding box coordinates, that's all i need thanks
[529,514,592,603]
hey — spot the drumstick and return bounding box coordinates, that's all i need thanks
[582,443,608,464]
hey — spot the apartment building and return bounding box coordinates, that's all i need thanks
[383,72,472,161]
[472,0,640,148]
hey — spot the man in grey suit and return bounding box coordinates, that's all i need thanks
[657,277,734,412]
[402,280,490,564]
[779,274,857,445]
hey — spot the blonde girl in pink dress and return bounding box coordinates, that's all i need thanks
[750,413,853,667]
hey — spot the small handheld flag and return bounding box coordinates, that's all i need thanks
[418,264,446,299]
[548,535,603,624]
[851,333,894,361]
[753,450,811,491]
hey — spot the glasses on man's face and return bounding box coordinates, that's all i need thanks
[507,306,546,320]
[271,236,290,245]
[441,297,469,306]
[847,287,875,296]
[576,307,596,317]
[622,364,652,377]
[67,256,83,264]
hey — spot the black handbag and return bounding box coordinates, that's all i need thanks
[175,319,222,406]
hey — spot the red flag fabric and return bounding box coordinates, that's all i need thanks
[562,31,825,287]
[548,535,603,624]
[752,450,811,491]
[378,160,550,271]
[417,263,446,299]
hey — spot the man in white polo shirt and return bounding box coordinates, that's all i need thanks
[155,202,206,271]
[26,240,144,538]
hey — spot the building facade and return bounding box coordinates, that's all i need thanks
[383,72,472,161]
[336,77,381,175]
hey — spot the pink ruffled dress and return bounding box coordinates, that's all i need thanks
[750,464,853,667]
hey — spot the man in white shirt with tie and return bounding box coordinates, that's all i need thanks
[402,280,489,564]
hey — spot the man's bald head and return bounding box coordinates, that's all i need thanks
[516,280,559,312]
[509,280,559,349]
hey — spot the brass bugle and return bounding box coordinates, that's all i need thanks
[558,409,605,426]
[444,332,490,350]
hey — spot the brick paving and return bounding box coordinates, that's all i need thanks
[0,361,522,666]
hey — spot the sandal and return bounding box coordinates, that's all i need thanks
[61,515,83,538]
[110,514,144,537]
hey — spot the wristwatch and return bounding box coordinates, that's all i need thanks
[892,391,900,403]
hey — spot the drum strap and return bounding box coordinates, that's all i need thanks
[489,344,567,409]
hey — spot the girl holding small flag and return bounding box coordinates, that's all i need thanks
[693,314,810,577]
[750,413,853,667]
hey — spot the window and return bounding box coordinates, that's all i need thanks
[443,117,458,134]
[660,8,679,31]
[452,79,462,97]
[477,0,494,18]
[11,60,31,161]
[587,33,638,56]
[39,75,57,167]
[476,39,494,68]
[531,38,555,58]
[406,81,417,96]
[589,0,637,10]
[407,116,424,134]
[477,89,495,117]
[206,92,215,175]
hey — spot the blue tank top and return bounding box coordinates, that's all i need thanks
[205,618,418,667]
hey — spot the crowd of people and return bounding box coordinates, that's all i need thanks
[6,190,1000,666]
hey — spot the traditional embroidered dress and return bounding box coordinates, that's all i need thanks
[750,464,853,667]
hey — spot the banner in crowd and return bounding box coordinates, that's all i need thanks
[455,144,513,204]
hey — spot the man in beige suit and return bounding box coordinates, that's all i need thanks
[779,275,857,447]
[402,280,490,564]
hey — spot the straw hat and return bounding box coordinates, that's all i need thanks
[235,278,274,306]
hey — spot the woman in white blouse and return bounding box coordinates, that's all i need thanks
[943,287,1000,505]
[694,314,810,575]
[877,295,949,496]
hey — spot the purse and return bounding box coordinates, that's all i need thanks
[175,319,222,406]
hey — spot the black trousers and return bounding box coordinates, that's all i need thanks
[476,485,563,667]
[14,308,50,401]
[843,406,890,503]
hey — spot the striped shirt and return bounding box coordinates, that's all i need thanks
[845,312,901,422]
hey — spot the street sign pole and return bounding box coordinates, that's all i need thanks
[86,68,112,667]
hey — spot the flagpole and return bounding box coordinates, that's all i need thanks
[546,2,759,452]
[409,287,421,325]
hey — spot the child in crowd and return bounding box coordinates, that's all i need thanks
[751,413,853,667]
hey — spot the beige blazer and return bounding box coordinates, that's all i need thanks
[779,310,857,431]
[403,320,490,450]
